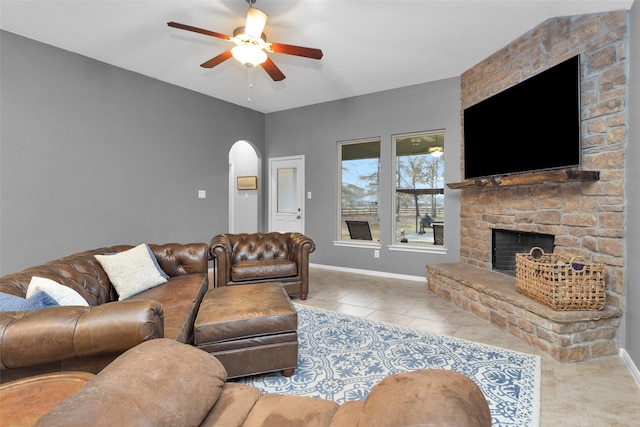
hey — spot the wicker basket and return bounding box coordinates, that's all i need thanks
[515,247,606,310]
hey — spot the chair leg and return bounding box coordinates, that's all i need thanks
[281,368,295,377]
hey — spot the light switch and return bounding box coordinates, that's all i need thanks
[198,190,206,199]
[307,192,312,199]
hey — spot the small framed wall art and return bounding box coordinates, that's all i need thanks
[237,176,258,190]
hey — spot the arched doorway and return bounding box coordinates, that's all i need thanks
[229,141,260,233]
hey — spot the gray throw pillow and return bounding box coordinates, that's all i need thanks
[0,291,60,311]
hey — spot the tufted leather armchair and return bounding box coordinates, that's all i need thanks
[210,232,315,300]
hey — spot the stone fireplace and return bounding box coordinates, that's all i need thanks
[427,11,628,362]
[492,229,554,276]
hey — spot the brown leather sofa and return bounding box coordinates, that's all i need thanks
[3,339,492,427]
[210,232,315,300]
[0,243,208,384]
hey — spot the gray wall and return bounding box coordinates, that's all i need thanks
[0,31,265,273]
[265,79,462,278]
[625,1,640,372]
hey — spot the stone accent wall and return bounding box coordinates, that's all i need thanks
[458,11,628,312]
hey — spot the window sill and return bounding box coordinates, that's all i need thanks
[333,240,381,249]
[387,244,447,254]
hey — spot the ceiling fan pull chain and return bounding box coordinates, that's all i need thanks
[247,67,253,102]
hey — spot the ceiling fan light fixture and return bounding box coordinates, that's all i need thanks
[169,0,321,83]
[429,147,444,158]
[231,44,267,67]
[245,7,268,38]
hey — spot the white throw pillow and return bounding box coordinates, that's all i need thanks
[26,276,89,306]
[94,244,168,300]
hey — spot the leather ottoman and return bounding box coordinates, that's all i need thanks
[194,282,298,379]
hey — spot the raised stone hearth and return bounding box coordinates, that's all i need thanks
[427,263,622,362]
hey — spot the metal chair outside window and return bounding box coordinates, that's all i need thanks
[345,220,373,240]
[432,223,444,245]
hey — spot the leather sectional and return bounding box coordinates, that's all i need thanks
[0,243,209,384]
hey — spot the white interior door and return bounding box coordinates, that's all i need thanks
[269,155,305,233]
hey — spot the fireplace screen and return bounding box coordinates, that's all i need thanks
[492,229,554,276]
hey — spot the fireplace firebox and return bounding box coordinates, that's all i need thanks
[492,229,554,276]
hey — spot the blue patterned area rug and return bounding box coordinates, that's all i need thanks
[236,304,541,427]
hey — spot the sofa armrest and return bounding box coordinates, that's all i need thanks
[288,233,315,284]
[0,300,164,370]
[36,339,227,427]
[150,243,208,277]
[210,235,233,287]
[288,233,316,263]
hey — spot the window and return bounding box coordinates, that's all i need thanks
[393,131,445,246]
[339,139,380,242]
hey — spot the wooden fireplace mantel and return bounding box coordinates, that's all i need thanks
[446,169,600,189]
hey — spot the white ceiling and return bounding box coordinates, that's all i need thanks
[1,0,634,113]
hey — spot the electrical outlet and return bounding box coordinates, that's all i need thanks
[374,249,380,258]
[198,190,206,199]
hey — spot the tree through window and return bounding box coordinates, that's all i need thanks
[394,132,445,246]
[339,139,380,241]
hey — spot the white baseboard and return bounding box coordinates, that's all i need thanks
[309,263,426,283]
[210,264,426,283]
[620,348,640,389]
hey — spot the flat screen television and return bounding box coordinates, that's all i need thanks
[463,54,581,180]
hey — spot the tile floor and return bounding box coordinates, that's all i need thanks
[297,267,640,426]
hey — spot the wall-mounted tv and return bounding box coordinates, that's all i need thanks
[463,54,581,180]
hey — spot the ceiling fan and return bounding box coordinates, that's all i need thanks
[167,0,323,82]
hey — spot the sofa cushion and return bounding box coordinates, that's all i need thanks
[200,383,263,427]
[242,394,339,427]
[26,277,88,306]
[329,401,365,427]
[128,273,208,343]
[94,244,167,300]
[0,291,60,311]
[231,259,297,281]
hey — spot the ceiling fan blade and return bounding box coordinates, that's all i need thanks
[200,50,233,68]
[167,22,230,41]
[261,57,286,81]
[269,43,323,60]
